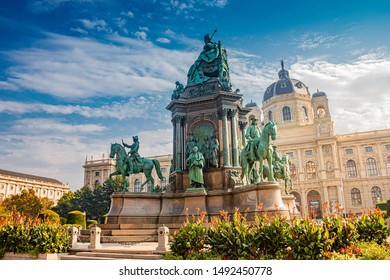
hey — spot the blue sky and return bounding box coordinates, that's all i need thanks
[1,0,390,191]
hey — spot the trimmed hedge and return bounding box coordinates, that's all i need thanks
[38,210,60,222]
[67,210,86,229]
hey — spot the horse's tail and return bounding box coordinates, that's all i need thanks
[152,159,163,180]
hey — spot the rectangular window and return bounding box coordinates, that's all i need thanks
[365,146,373,153]
[385,144,390,151]
[345,148,353,155]
[161,168,167,173]
[286,152,294,158]
[305,150,313,156]
[95,171,100,176]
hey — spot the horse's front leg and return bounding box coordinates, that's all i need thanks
[268,155,275,182]
[258,160,264,182]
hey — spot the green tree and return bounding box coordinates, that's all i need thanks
[52,192,75,218]
[2,189,51,218]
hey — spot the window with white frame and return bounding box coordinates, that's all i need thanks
[351,188,362,206]
[306,161,316,179]
[366,158,378,176]
[346,160,358,178]
[345,148,353,155]
[371,186,382,204]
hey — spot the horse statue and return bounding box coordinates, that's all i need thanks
[109,143,163,192]
[241,121,277,184]
[263,155,293,194]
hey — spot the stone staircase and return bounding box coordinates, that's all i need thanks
[60,246,165,260]
[79,223,182,244]
[61,223,181,260]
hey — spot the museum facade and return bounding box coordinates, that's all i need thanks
[255,62,390,218]
[0,169,70,204]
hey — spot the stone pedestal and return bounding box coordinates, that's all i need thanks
[282,194,301,219]
[180,188,207,221]
[68,226,79,248]
[156,225,170,252]
[88,225,102,249]
[106,181,291,225]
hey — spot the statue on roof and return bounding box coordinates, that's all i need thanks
[186,30,232,91]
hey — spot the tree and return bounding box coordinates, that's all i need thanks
[2,189,51,218]
[52,192,75,218]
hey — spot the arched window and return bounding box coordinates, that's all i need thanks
[366,158,378,176]
[290,163,297,179]
[307,190,322,219]
[386,156,390,175]
[94,180,100,189]
[351,188,362,206]
[317,106,326,118]
[134,179,141,192]
[268,111,273,122]
[302,106,308,120]
[346,160,357,178]
[147,181,152,192]
[282,106,291,121]
[306,161,316,179]
[371,186,382,204]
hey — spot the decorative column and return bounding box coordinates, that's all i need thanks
[239,121,247,148]
[297,149,303,182]
[230,110,239,167]
[174,115,184,171]
[318,145,325,179]
[221,108,231,167]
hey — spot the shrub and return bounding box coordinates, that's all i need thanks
[357,241,390,260]
[354,209,389,244]
[169,210,208,259]
[322,214,358,251]
[38,210,60,222]
[207,209,257,260]
[87,219,98,228]
[288,218,331,260]
[0,212,69,258]
[67,210,86,229]
[253,215,291,259]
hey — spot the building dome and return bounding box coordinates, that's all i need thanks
[312,90,327,98]
[263,61,310,102]
[245,100,258,108]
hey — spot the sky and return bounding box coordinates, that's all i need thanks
[0,0,390,191]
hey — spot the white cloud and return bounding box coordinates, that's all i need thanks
[294,32,341,50]
[156,37,171,44]
[135,31,147,40]
[0,96,170,121]
[121,10,135,18]
[289,53,390,134]
[2,32,194,98]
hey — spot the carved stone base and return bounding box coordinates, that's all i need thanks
[282,194,301,219]
[106,181,291,225]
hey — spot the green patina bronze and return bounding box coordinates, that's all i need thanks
[109,139,163,192]
[186,31,231,91]
[263,149,293,194]
[186,146,205,189]
[241,121,277,184]
[171,81,184,100]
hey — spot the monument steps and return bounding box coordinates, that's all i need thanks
[79,223,183,244]
[62,251,163,260]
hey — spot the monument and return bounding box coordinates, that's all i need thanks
[105,32,296,226]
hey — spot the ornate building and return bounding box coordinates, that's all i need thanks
[83,154,172,192]
[256,62,390,218]
[0,169,69,204]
